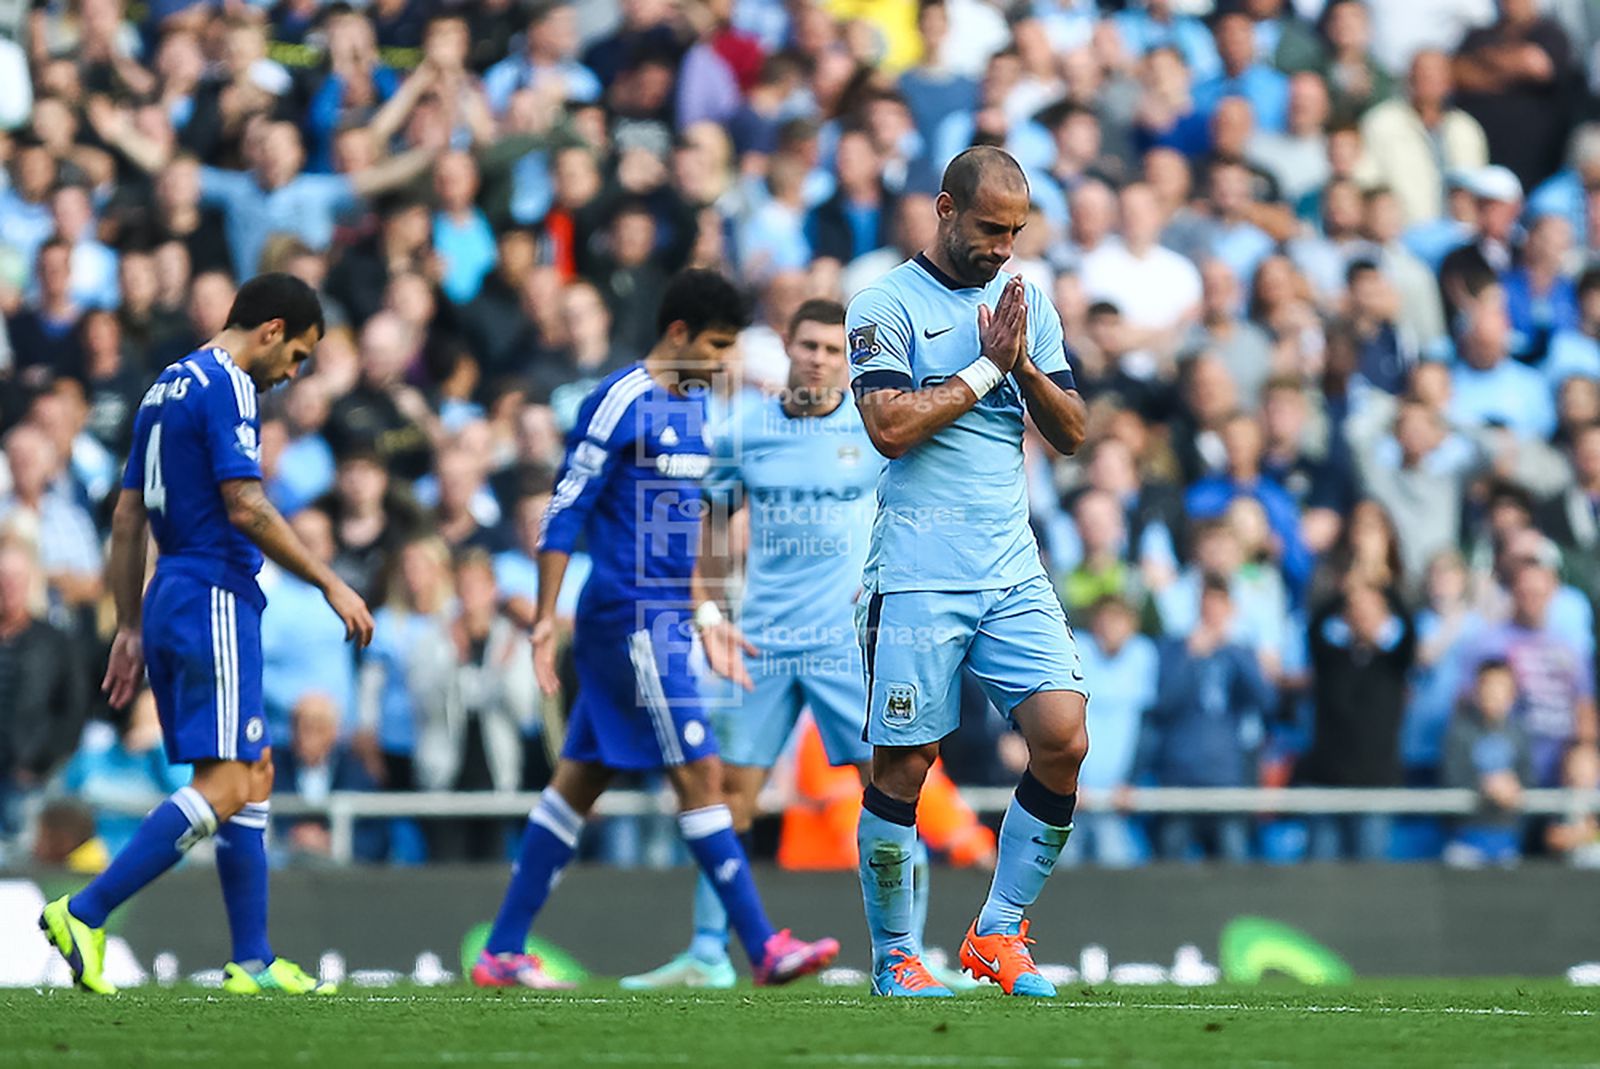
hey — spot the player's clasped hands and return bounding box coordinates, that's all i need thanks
[976,275,1028,373]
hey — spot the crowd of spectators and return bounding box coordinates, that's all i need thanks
[1,0,1599,869]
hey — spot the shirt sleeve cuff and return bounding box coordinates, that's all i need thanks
[851,370,915,399]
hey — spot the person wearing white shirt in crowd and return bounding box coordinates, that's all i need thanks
[1358,50,1490,227]
[1082,182,1202,354]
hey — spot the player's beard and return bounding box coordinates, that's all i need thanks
[946,232,1002,286]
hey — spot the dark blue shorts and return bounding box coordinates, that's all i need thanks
[143,570,267,764]
[562,612,718,771]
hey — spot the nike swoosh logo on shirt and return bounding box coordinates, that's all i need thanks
[923,326,954,339]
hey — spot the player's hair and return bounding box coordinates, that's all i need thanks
[656,269,751,339]
[940,146,1028,212]
[788,298,845,336]
[226,272,326,342]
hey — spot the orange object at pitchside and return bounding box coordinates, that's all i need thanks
[777,718,996,870]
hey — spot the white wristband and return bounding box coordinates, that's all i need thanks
[693,600,725,631]
[954,356,1004,399]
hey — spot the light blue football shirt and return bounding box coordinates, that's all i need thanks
[844,254,1075,593]
[705,394,883,651]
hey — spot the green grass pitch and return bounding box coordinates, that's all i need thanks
[3,981,1595,1068]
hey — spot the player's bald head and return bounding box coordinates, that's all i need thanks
[940,146,1028,213]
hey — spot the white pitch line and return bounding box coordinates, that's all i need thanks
[163,993,1591,1018]
[1052,1000,1597,1018]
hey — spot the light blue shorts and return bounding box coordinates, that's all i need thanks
[706,642,872,768]
[855,574,1086,747]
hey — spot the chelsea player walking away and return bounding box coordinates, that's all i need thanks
[472,270,839,989]
[39,273,375,995]
[845,147,1090,998]
[622,300,962,990]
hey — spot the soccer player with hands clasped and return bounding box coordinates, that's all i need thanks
[846,147,1091,997]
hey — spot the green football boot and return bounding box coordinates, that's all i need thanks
[222,957,338,995]
[38,896,117,995]
[619,952,738,990]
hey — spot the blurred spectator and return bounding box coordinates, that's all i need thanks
[1448,283,1557,442]
[484,1,602,116]
[1316,0,1395,121]
[1299,582,1417,859]
[1540,421,1600,601]
[1545,743,1600,865]
[51,185,119,312]
[425,442,507,552]
[80,311,142,458]
[1057,489,1144,614]
[1067,596,1157,868]
[1526,123,1600,242]
[1082,182,1201,352]
[1542,268,1600,388]
[411,549,536,860]
[0,146,60,284]
[1289,180,1375,310]
[1452,0,1577,193]
[1185,261,1274,408]
[1341,261,1417,396]
[1405,551,1487,781]
[806,129,895,266]
[274,692,385,862]
[114,250,187,362]
[1133,45,1209,160]
[326,312,438,480]
[1247,71,1331,211]
[1358,51,1488,228]
[1361,187,1449,355]
[1202,159,1277,289]
[1185,411,1311,594]
[0,425,101,609]
[738,153,813,281]
[1503,214,1577,364]
[64,692,190,854]
[897,1,979,148]
[1441,659,1531,867]
[593,201,672,358]
[266,380,338,517]
[318,440,425,606]
[529,280,635,409]
[1194,12,1289,134]
[1113,0,1220,86]
[1460,543,1597,787]
[1439,165,1523,329]
[0,542,86,837]
[1079,302,1177,423]
[146,269,236,375]
[259,508,359,740]
[326,194,436,329]
[432,152,497,305]
[357,534,454,796]
[8,239,85,382]
[1141,577,1272,861]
